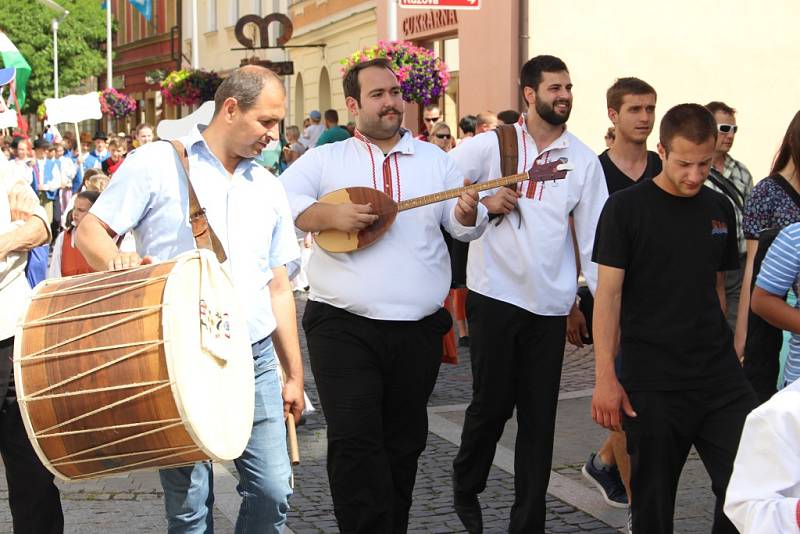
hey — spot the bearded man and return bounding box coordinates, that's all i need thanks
[447,54,609,534]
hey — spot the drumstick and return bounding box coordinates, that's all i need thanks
[278,364,301,465]
[286,413,300,466]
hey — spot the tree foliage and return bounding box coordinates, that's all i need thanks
[0,0,108,113]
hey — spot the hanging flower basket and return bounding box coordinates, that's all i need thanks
[160,69,222,107]
[340,40,450,105]
[99,88,137,118]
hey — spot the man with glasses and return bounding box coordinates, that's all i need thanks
[418,104,442,141]
[705,101,753,328]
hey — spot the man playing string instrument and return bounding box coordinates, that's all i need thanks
[279,58,488,533]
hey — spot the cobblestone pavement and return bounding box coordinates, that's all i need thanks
[0,295,720,533]
[291,296,618,533]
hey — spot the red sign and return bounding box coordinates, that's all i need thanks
[399,0,480,10]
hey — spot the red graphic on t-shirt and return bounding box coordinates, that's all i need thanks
[711,219,728,236]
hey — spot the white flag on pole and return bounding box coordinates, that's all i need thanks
[0,108,16,129]
[45,93,102,125]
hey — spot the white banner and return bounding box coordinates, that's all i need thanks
[45,92,102,125]
[0,108,16,129]
[157,101,215,140]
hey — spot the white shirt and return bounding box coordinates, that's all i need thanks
[91,125,300,343]
[448,119,608,316]
[280,130,488,321]
[725,379,800,533]
[58,155,77,184]
[48,230,68,279]
[34,158,61,191]
[0,162,49,339]
[300,123,325,149]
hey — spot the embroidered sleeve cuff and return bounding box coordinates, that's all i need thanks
[448,201,488,240]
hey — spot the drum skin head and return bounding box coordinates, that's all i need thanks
[162,250,254,462]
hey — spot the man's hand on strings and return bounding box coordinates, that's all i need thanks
[455,179,480,226]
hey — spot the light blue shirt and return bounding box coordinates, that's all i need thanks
[756,222,800,385]
[90,125,300,342]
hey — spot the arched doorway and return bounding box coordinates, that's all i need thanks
[294,73,304,125]
[318,67,331,112]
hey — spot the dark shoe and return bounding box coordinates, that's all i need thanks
[458,336,470,347]
[581,452,629,508]
[453,474,482,533]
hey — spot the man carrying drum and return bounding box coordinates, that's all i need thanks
[77,66,304,534]
[0,158,63,533]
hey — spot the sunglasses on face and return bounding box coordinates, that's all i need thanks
[718,124,738,134]
[434,133,451,139]
[424,116,441,122]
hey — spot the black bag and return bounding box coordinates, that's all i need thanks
[577,286,594,345]
[742,227,783,403]
[742,174,800,403]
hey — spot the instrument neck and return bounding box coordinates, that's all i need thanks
[397,173,528,212]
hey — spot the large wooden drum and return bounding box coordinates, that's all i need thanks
[14,250,254,481]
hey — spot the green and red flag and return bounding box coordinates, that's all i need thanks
[0,30,31,110]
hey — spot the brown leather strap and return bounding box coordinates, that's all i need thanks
[166,140,228,263]
[495,124,519,181]
[493,123,521,226]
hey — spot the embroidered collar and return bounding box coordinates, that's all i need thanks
[353,128,415,156]
[518,113,570,152]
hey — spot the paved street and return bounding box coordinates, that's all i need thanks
[0,295,719,533]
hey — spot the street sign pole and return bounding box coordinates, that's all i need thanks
[387,0,397,40]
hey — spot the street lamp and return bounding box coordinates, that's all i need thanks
[37,0,69,98]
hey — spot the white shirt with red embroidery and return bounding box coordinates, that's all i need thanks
[724,378,800,533]
[279,129,488,321]
[448,117,608,316]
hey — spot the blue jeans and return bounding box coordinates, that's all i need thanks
[160,337,292,533]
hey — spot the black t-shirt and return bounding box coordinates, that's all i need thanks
[599,150,662,194]
[592,179,743,391]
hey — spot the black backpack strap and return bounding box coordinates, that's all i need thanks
[707,170,744,212]
[770,174,800,211]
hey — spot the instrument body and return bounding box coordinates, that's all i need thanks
[14,250,254,481]
[314,160,571,253]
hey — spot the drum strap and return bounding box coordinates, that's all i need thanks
[166,140,228,264]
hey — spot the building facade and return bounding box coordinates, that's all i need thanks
[107,0,181,132]
[286,0,377,127]
[374,0,800,178]
[187,0,289,76]
[377,2,521,138]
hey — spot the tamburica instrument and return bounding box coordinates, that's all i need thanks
[314,160,572,253]
[14,249,254,481]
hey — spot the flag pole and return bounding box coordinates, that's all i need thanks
[191,0,199,68]
[106,0,112,89]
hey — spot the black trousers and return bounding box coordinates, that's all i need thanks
[0,337,63,534]
[303,300,450,534]
[452,291,567,534]
[623,381,757,534]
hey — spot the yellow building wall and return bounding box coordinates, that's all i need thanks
[529,0,800,179]
[287,5,377,127]
[190,0,288,75]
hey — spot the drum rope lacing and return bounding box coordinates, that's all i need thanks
[17,263,207,478]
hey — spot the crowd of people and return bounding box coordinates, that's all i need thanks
[1,51,800,534]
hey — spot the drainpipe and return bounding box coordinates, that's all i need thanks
[519,0,529,111]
